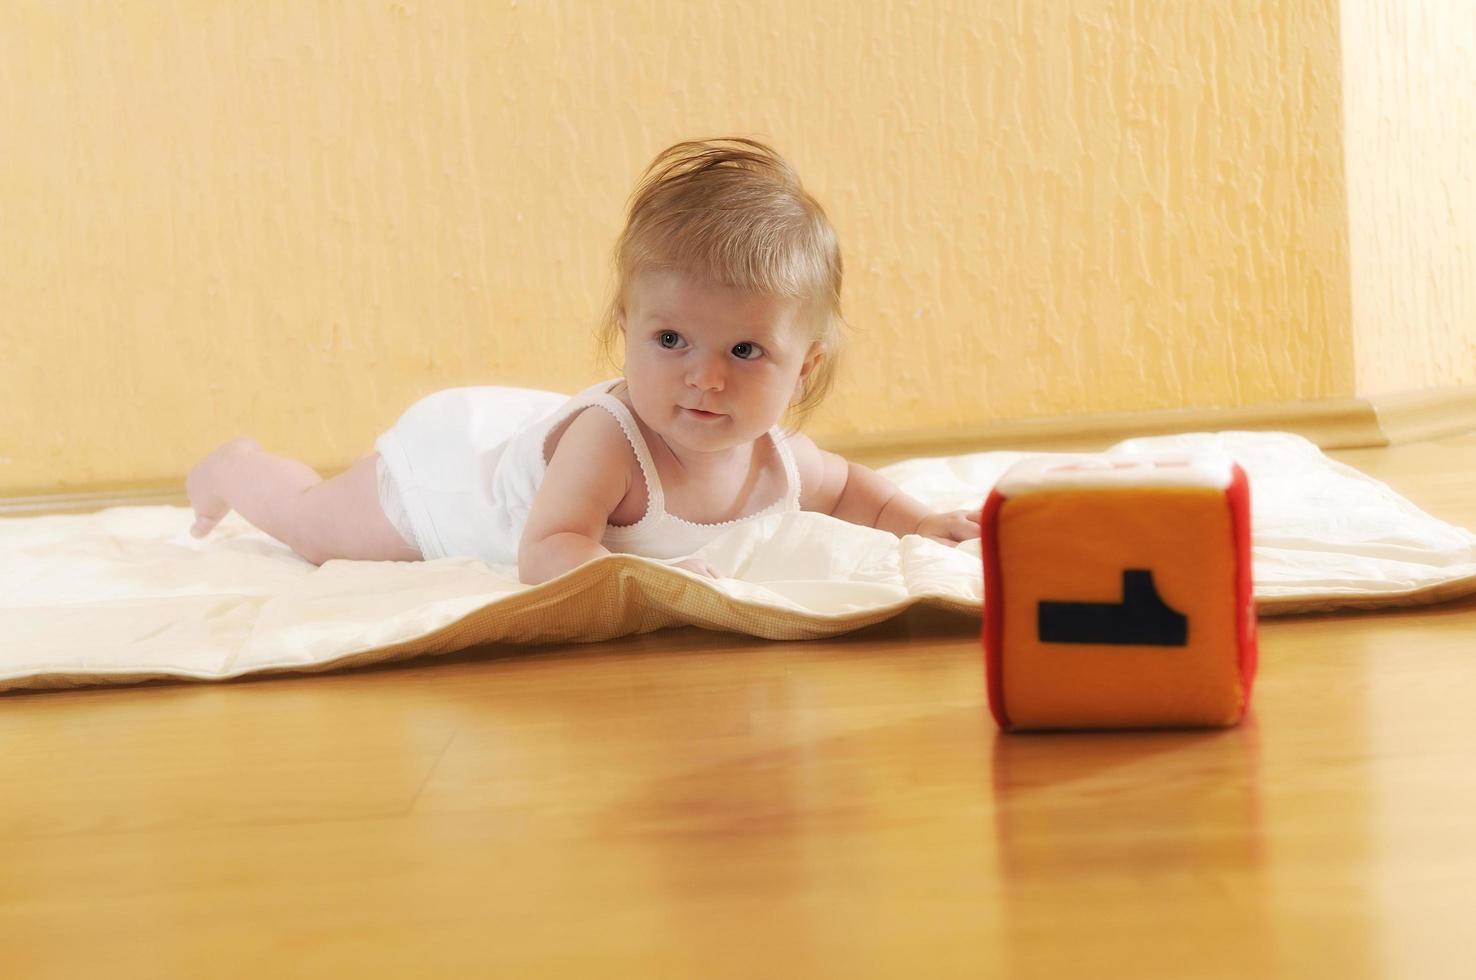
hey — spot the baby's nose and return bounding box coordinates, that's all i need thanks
[687,354,727,391]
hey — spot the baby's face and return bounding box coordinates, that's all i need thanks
[619,270,818,457]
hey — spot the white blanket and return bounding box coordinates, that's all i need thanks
[4,432,1474,692]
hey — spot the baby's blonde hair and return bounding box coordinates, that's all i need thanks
[598,137,845,426]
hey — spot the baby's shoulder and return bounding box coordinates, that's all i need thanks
[541,405,648,526]
[544,404,638,465]
[777,430,848,513]
[778,430,823,481]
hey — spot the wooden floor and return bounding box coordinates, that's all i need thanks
[3,433,1475,979]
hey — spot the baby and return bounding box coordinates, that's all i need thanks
[187,138,981,583]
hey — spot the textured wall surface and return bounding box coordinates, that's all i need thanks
[2,1,1352,492]
[1342,0,1476,396]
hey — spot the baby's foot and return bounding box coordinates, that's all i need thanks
[186,436,261,538]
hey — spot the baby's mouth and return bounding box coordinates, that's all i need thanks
[682,407,724,419]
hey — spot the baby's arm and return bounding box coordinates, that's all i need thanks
[788,434,981,544]
[518,409,633,585]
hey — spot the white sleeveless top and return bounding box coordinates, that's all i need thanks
[374,379,802,568]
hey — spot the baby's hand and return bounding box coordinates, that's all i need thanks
[915,509,982,546]
[670,557,721,579]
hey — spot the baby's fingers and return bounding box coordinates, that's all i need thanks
[919,511,982,545]
[942,510,983,541]
[671,557,720,579]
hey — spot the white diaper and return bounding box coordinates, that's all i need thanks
[375,453,422,554]
[372,385,572,565]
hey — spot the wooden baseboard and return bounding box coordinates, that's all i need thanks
[1368,385,1476,447]
[823,395,1390,468]
[4,385,1474,517]
[0,484,191,517]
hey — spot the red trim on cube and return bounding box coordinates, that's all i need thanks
[980,488,1010,730]
[1226,463,1258,718]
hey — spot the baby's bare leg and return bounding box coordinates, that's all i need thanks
[187,439,421,564]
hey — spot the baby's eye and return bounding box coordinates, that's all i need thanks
[658,330,683,349]
[731,342,763,360]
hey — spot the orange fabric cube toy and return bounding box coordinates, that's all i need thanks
[981,451,1257,731]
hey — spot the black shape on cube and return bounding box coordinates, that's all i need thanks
[1038,569,1189,647]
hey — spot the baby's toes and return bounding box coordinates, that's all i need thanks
[185,438,253,537]
[186,480,229,537]
[190,514,222,539]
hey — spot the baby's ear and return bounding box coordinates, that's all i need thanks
[793,342,823,402]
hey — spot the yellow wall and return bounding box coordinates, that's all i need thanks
[1342,0,1476,396]
[2,1,1357,492]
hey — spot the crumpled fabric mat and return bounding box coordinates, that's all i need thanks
[4,432,1474,692]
